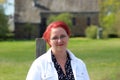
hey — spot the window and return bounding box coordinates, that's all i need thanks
[72,17,76,26]
[87,17,91,26]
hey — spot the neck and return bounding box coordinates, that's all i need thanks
[52,50,67,60]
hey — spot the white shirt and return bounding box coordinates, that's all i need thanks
[26,48,90,80]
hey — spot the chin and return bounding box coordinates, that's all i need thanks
[57,47,66,51]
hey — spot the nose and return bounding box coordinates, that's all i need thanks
[57,37,63,42]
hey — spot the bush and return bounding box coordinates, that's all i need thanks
[102,30,109,39]
[85,25,98,39]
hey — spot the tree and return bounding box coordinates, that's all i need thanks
[99,0,120,37]
[47,13,73,29]
[102,13,115,34]
[114,11,120,37]
[0,0,5,4]
[0,8,9,39]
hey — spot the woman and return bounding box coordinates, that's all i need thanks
[26,21,90,80]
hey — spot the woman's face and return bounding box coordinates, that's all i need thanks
[49,27,69,52]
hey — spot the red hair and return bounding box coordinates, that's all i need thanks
[42,21,70,46]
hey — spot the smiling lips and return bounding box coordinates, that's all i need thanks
[57,43,64,46]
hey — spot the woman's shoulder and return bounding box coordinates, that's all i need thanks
[76,57,86,65]
[67,49,86,64]
[35,53,50,62]
[34,49,52,64]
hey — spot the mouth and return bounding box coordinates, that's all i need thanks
[57,44,64,46]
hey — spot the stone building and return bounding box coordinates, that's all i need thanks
[14,0,99,39]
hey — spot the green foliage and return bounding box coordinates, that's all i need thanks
[85,25,98,39]
[102,30,109,39]
[99,0,120,37]
[99,0,120,22]
[114,11,120,37]
[0,8,9,38]
[47,13,73,29]
[103,13,115,32]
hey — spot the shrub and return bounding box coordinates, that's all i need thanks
[102,30,109,39]
[85,25,98,39]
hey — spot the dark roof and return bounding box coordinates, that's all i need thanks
[37,0,99,12]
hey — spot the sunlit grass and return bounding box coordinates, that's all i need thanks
[0,41,35,80]
[0,38,120,80]
[68,38,120,80]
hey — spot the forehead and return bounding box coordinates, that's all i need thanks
[51,27,66,33]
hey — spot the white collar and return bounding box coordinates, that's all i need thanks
[45,48,77,63]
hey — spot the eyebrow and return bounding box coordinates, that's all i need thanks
[51,34,67,40]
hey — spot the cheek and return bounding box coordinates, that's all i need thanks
[65,37,69,43]
[65,40,68,46]
[49,40,55,47]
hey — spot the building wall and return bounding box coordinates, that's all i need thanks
[14,0,99,39]
[71,12,99,36]
[14,22,40,39]
[15,0,41,39]
[40,12,99,37]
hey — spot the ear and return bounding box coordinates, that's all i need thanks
[48,40,51,47]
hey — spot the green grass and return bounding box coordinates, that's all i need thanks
[0,41,35,80]
[0,38,120,80]
[68,38,120,80]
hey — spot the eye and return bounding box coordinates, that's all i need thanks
[60,35,66,39]
[51,36,58,40]
[50,35,67,40]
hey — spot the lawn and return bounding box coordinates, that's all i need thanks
[0,38,120,80]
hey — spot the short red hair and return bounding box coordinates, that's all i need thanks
[42,21,70,46]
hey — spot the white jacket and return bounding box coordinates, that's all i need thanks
[26,48,90,80]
